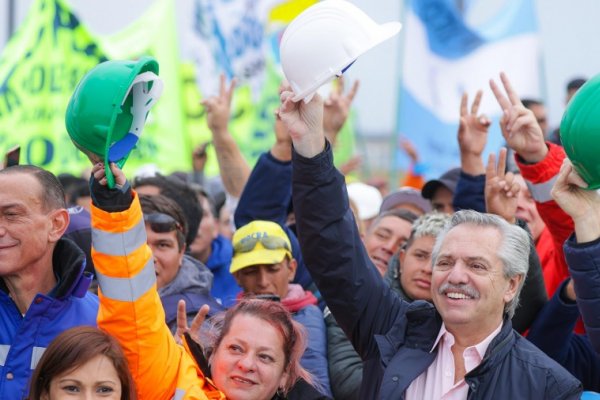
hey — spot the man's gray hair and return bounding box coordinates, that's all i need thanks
[431,210,530,319]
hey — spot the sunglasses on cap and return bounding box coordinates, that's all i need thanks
[233,235,291,254]
[143,213,183,233]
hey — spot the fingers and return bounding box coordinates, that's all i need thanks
[500,72,522,106]
[471,90,483,115]
[486,152,496,181]
[190,304,210,335]
[502,171,520,198]
[176,299,189,336]
[336,75,345,94]
[108,163,127,186]
[93,163,108,186]
[218,73,226,97]
[346,80,359,102]
[561,158,588,188]
[489,78,511,111]
[226,77,237,104]
[496,147,508,180]
[460,93,468,117]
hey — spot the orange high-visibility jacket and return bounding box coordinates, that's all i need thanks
[91,193,226,400]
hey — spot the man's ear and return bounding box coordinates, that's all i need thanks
[48,209,69,243]
[398,249,407,273]
[287,258,297,282]
[503,274,524,304]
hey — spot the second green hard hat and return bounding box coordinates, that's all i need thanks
[560,73,600,190]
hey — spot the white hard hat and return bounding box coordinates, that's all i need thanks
[280,0,401,103]
[347,182,383,220]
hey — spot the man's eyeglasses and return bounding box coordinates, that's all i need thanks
[233,235,290,254]
[144,213,183,233]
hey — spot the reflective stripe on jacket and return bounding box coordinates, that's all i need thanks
[92,194,226,400]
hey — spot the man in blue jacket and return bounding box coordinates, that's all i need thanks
[0,165,98,399]
[278,85,581,399]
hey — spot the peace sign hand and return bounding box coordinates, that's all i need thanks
[174,300,210,346]
[323,76,359,145]
[485,147,520,224]
[202,74,236,137]
[489,72,547,163]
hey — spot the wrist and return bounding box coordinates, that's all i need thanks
[518,145,548,164]
[460,154,485,175]
[270,142,292,162]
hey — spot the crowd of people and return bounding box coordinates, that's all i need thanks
[1,66,600,400]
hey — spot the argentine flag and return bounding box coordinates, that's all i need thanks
[397,0,541,178]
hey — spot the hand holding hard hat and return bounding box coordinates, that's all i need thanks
[66,56,163,188]
[280,0,401,103]
[560,73,600,189]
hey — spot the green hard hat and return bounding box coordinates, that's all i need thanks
[66,56,163,188]
[560,73,600,190]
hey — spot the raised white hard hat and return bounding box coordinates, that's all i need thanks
[280,0,401,102]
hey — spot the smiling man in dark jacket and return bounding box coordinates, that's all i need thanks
[277,85,581,399]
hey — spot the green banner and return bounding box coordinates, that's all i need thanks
[0,0,106,173]
[97,0,191,177]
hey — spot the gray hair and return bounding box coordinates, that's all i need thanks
[404,212,452,249]
[431,210,530,319]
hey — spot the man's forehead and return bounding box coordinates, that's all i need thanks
[439,224,501,254]
[0,173,43,208]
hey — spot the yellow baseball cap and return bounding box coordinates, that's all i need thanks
[230,220,292,274]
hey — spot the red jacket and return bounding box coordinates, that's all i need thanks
[516,142,573,298]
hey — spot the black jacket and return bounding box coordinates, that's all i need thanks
[291,143,581,399]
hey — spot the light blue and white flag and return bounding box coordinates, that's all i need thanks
[396,0,541,178]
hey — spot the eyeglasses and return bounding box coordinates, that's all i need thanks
[233,235,291,254]
[143,213,183,233]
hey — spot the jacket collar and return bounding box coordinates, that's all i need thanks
[0,237,90,299]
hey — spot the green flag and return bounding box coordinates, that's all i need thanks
[0,0,106,173]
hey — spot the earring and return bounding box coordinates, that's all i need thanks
[276,387,285,399]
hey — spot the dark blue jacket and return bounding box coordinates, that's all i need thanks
[206,234,239,307]
[565,235,600,356]
[0,238,98,399]
[453,171,486,212]
[292,143,581,399]
[235,151,313,290]
[528,278,600,391]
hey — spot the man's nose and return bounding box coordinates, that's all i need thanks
[446,262,469,283]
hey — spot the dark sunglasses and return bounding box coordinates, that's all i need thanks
[143,213,183,233]
[233,235,290,254]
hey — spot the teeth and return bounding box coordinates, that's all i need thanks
[233,377,252,384]
[447,292,470,299]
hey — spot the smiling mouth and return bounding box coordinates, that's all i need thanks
[445,292,474,300]
[231,376,256,385]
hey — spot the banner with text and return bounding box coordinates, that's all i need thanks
[0,0,106,174]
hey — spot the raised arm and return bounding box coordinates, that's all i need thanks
[484,149,547,332]
[453,91,490,212]
[202,74,250,198]
[552,159,600,353]
[90,163,212,399]
[491,72,574,297]
[280,86,413,362]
